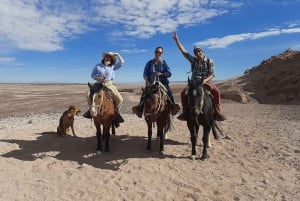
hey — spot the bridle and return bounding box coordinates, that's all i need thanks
[144,82,167,121]
[90,90,104,116]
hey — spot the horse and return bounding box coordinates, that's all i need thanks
[88,82,115,154]
[186,77,223,160]
[143,81,172,154]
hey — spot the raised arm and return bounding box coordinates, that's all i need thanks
[114,52,124,64]
[173,32,187,54]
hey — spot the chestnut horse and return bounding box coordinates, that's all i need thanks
[143,81,172,154]
[88,82,115,154]
[186,77,223,160]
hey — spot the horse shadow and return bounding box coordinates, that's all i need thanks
[0,131,186,171]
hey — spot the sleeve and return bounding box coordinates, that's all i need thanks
[207,58,215,76]
[143,60,151,79]
[90,65,98,79]
[162,60,171,78]
[182,52,194,63]
[113,62,123,70]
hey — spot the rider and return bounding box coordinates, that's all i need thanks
[83,52,125,124]
[172,32,226,121]
[132,46,180,118]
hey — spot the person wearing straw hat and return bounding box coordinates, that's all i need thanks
[83,51,125,125]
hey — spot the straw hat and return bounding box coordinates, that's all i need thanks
[102,52,116,64]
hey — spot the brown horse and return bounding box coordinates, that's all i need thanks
[143,81,172,154]
[88,82,115,154]
[186,77,223,160]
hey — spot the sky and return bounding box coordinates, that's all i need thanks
[0,0,300,84]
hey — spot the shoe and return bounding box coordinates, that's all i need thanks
[177,112,187,121]
[214,113,226,121]
[83,110,92,119]
[115,113,124,123]
[132,105,142,118]
[171,104,180,116]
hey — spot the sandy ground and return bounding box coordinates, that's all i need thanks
[0,84,299,201]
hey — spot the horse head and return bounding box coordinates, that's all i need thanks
[88,82,104,117]
[143,82,164,120]
[187,77,205,120]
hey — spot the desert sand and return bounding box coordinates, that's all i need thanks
[0,82,299,201]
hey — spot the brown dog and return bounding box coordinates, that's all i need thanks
[57,105,81,136]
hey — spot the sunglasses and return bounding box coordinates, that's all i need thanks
[155,51,163,54]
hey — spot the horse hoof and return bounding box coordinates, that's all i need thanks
[224,135,231,140]
[200,155,209,161]
[190,155,196,160]
[96,151,101,155]
[160,151,165,155]
[206,144,211,148]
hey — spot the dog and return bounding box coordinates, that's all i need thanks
[57,105,81,137]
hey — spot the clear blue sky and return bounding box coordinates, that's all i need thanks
[0,0,299,83]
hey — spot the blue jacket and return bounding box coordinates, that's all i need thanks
[143,59,171,85]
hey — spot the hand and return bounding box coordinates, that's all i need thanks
[155,72,161,77]
[173,32,178,41]
[95,76,105,83]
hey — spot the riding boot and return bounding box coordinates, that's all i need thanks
[83,110,92,119]
[171,103,180,116]
[132,105,143,118]
[114,111,125,124]
[177,110,187,121]
[213,104,226,121]
[177,90,188,121]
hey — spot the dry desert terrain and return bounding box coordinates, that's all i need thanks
[0,83,299,201]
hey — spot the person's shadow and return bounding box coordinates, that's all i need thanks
[0,130,187,171]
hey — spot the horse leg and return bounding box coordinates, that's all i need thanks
[157,125,164,154]
[96,126,102,154]
[146,120,152,151]
[103,126,111,153]
[211,120,220,140]
[111,124,116,136]
[188,121,197,160]
[200,126,211,160]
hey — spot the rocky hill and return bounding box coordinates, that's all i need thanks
[217,49,300,104]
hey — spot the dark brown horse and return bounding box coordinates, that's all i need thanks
[88,82,115,154]
[143,81,172,154]
[186,77,223,160]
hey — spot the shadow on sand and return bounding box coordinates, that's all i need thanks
[0,131,187,171]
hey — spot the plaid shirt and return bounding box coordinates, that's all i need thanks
[183,52,214,80]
